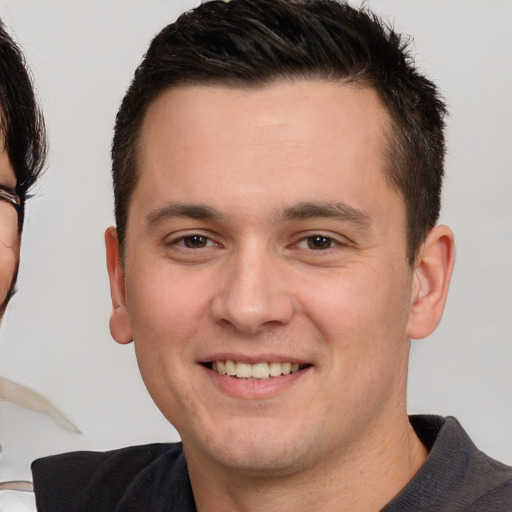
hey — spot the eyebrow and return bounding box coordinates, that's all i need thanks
[280,201,371,227]
[146,202,224,226]
[146,200,371,228]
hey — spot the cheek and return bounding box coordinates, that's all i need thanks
[0,223,19,305]
[126,268,213,430]
[303,264,408,328]
[126,265,212,355]
[302,262,412,372]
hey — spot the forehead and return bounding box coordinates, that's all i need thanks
[141,79,390,146]
[133,80,400,222]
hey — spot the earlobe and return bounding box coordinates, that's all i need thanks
[105,226,133,344]
[406,225,455,340]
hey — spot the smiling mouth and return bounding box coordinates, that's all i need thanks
[205,360,310,380]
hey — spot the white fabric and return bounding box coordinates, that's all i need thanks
[0,490,36,512]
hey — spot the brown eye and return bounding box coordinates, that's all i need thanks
[307,235,333,250]
[183,235,209,248]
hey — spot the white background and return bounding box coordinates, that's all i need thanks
[0,0,510,481]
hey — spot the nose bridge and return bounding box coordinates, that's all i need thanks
[211,239,293,333]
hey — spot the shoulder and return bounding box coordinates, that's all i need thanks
[430,415,512,508]
[32,442,192,512]
[464,449,512,512]
[468,477,512,512]
[467,478,512,512]
[384,416,512,512]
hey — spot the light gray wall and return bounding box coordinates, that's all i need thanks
[0,0,510,481]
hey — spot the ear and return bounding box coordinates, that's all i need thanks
[406,225,455,340]
[105,226,133,344]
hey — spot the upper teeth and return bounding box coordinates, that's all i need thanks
[212,361,301,379]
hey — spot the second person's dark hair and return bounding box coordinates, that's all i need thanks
[0,20,46,230]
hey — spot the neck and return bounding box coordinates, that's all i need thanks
[186,413,428,512]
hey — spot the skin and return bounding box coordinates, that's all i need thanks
[106,81,455,511]
[0,140,19,308]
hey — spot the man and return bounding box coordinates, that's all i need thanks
[0,20,46,315]
[32,1,512,510]
[0,17,46,509]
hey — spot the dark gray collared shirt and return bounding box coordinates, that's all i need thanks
[32,416,512,511]
[383,416,512,511]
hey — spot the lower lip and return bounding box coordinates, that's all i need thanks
[202,365,311,400]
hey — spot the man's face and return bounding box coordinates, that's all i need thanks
[0,141,19,309]
[108,81,419,476]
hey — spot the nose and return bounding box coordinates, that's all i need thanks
[211,246,294,334]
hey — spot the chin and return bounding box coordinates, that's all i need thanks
[186,417,316,478]
[212,443,305,477]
